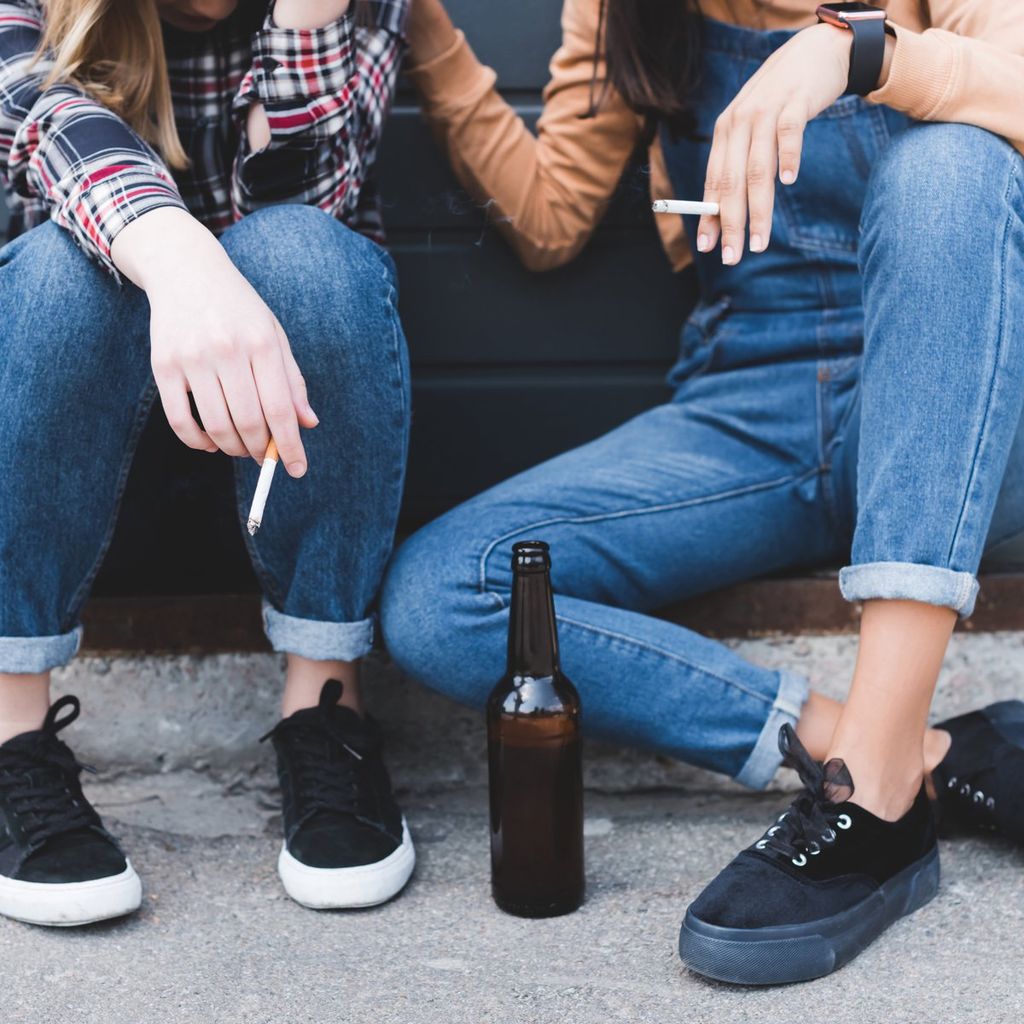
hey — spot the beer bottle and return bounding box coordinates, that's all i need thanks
[487,540,584,917]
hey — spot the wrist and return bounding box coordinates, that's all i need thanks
[876,31,896,89]
[111,208,224,293]
[271,0,350,30]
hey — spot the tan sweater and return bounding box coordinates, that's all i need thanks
[408,0,1024,273]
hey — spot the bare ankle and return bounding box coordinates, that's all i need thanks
[0,672,51,745]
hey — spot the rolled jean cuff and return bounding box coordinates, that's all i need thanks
[0,626,82,674]
[839,561,980,618]
[261,601,376,661]
[734,669,809,790]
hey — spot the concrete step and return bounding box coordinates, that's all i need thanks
[52,630,1024,795]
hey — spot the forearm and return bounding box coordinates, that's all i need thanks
[867,20,1024,155]
[406,0,642,270]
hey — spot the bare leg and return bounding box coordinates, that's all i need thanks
[817,600,955,819]
[282,655,362,718]
[0,672,52,745]
[796,687,951,786]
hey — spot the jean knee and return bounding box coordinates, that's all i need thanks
[381,525,498,704]
[861,123,1021,266]
[0,224,150,391]
[223,207,406,398]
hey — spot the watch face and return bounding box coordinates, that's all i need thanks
[822,2,886,17]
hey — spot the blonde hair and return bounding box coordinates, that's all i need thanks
[39,0,188,169]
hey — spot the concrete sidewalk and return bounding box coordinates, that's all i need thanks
[3,775,1023,1024]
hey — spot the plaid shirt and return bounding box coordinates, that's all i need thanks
[0,0,408,278]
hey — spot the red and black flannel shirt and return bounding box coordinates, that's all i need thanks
[0,0,408,278]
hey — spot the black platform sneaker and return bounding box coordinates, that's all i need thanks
[933,700,1024,843]
[679,725,940,985]
[262,679,414,909]
[0,696,141,927]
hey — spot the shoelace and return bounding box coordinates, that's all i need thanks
[756,725,856,867]
[0,696,97,851]
[261,680,371,823]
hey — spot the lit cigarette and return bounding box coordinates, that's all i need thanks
[246,439,278,536]
[652,199,720,216]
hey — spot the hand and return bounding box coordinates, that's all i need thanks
[111,208,318,477]
[697,23,863,266]
[407,0,458,66]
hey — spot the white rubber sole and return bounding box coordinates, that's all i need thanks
[278,820,415,910]
[0,862,142,927]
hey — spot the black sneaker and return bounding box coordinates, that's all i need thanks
[0,696,141,927]
[933,700,1024,842]
[679,725,939,985]
[262,679,414,909]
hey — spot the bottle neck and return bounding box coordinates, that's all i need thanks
[507,568,560,678]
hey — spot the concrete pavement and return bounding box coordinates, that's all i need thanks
[3,776,1023,1024]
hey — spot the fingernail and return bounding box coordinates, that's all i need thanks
[308,409,320,426]
[288,461,306,477]
[722,245,735,265]
[750,233,763,252]
[697,233,709,252]
[781,169,796,185]
[206,446,218,453]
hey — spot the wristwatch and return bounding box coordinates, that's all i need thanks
[815,3,893,97]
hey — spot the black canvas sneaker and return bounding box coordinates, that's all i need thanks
[679,725,939,985]
[263,679,414,909]
[0,696,141,927]
[932,700,1024,842]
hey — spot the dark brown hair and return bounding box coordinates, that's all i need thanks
[597,0,702,138]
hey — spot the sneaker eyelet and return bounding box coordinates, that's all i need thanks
[766,825,780,837]
[821,828,837,843]
[960,783,972,797]
[973,791,985,804]
[836,814,853,831]
[807,841,821,855]
[792,854,807,867]
[986,797,996,810]
[947,776,958,789]
[756,839,768,850]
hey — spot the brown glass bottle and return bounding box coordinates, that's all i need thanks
[487,540,584,918]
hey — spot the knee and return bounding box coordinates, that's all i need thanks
[0,224,149,387]
[380,523,498,705]
[860,123,1021,265]
[222,207,404,389]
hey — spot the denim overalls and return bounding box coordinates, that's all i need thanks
[661,17,909,378]
[385,19,1024,788]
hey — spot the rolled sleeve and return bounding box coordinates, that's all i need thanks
[233,11,358,142]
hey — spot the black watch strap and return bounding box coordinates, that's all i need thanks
[844,16,887,96]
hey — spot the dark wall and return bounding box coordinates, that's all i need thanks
[2,1,697,597]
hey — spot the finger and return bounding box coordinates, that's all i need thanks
[154,367,217,453]
[218,362,271,461]
[718,117,751,265]
[275,321,319,429]
[777,103,807,186]
[747,116,778,254]
[250,341,307,478]
[189,371,248,458]
[698,120,730,253]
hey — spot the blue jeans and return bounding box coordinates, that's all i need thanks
[0,205,410,672]
[380,121,1024,790]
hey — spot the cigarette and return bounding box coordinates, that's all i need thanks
[652,199,720,216]
[246,439,279,536]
